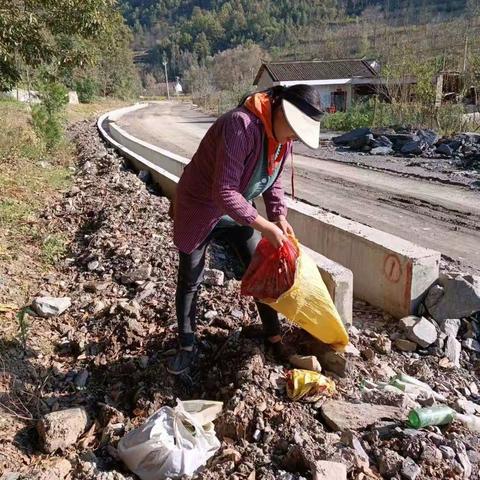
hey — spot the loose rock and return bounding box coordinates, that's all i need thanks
[406,317,437,347]
[439,318,461,337]
[373,336,392,354]
[444,335,461,367]
[395,338,417,352]
[401,456,421,480]
[370,146,393,155]
[463,338,480,353]
[204,268,225,286]
[321,400,404,431]
[37,407,89,453]
[424,274,480,321]
[377,449,404,477]
[32,296,71,318]
[311,460,347,480]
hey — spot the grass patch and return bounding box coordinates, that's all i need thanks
[66,97,130,122]
[0,97,126,310]
[42,233,68,265]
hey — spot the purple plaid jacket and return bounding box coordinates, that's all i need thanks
[173,106,291,254]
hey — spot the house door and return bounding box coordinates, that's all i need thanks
[331,89,347,112]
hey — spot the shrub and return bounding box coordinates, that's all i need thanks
[75,77,98,103]
[322,101,374,131]
[31,81,68,151]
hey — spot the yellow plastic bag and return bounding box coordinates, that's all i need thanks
[261,238,349,351]
[286,369,336,401]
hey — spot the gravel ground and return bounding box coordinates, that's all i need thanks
[1,121,479,480]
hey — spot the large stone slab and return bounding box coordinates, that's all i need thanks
[424,273,480,321]
[321,400,404,431]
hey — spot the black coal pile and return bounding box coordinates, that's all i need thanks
[333,127,480,170]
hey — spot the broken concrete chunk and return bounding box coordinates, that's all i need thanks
[321,400,404,431]
[444,335,461,367]
[203,268,225,286]
[406,317,437,347]
[311,460,347,480]
[37,407,89,453]
[424,274,480,321]
[32,296,71,318]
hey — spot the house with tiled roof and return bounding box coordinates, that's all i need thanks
[253,59,382,112]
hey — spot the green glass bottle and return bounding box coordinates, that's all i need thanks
[408,406,456,429]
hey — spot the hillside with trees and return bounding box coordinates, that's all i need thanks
[120,0,477,79]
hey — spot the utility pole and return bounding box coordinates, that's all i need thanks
[163,56,170,100]
[463,34,468,73]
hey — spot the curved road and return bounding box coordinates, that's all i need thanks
[117,101,480,274]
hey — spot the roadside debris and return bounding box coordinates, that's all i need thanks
[32,296,71,318]
[37,407,89,453]
[118,399,222,479]
[408,405,456,428]
[423,273,480,321]
[332,126,480,171]
[2,120,479,479]
[288,354,322,372]
[286,369,335,401]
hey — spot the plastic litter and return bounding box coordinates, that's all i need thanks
[286,369,336,402]
[252,237,349,350]
[241,236,298,299]
[389,373,447,402]
[408,405,456,428]
[456,413,480,432]
[118,399,223,480]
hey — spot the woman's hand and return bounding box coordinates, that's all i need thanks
[274,215,294,236]
[263,222,286,249]
[251,215,286,248]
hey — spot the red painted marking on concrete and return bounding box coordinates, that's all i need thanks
[383,254,402,283]
[403,260,413,310]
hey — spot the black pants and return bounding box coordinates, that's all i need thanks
[176,224,281,347]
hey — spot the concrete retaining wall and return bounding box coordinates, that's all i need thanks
[98,104,441,319]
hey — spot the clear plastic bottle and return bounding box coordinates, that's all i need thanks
[408,406,456,428]
[456,413,480,433]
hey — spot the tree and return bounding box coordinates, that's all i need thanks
[0,0,117,90]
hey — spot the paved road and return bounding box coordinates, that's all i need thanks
[117,101,480,274]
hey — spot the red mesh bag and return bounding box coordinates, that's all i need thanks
[241,237,299,300]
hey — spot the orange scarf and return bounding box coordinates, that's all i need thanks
[244,92,288,175]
